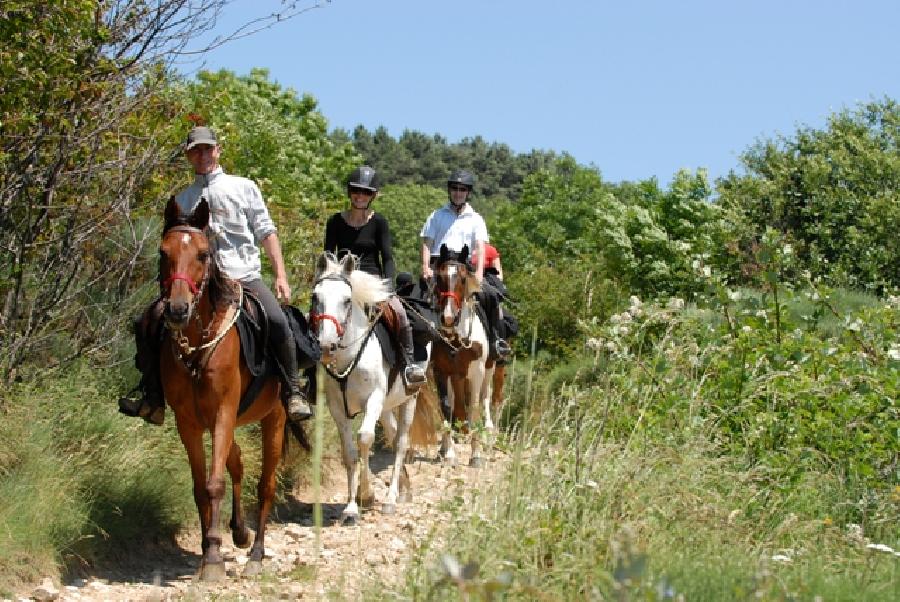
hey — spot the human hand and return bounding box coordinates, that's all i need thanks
[275,276,291,303]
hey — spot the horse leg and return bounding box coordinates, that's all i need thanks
[226,441,252,549]
[357,391,384,510]
[384,399,416,512]
[328,396,361,525]
[439,375,460,466]
[244,410,285,577]
[491,364,506,425]
[481,365,497,447]
[197,414,237,581]
[467,371,486,468]
[177,424,212,565]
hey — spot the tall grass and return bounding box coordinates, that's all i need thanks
[372,288,898,600]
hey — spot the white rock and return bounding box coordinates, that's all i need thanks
[31,578,59,602]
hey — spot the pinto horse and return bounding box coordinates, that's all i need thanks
[158,198,306,581]
[310,252,441,523]
[430,245,496,468]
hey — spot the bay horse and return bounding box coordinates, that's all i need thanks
[158,198,306,581]
[430,245,495,468]
[310,252,441,524]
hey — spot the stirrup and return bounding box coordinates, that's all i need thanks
[403,365,427,387]
[287,394,313,422]
[494,339,511,358]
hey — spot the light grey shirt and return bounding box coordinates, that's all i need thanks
[175,167,276,282]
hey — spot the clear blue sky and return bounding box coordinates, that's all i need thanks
[191,0,900,185]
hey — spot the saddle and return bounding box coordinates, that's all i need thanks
[234,287,321,416]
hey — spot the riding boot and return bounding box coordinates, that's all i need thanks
[273,335,313,422]
[399,321,427,387]
[118,306,165,425]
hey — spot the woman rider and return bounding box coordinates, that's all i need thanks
[323,166,427,386]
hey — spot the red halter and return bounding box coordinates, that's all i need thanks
[309,311,345,337]
[162,273,200,295]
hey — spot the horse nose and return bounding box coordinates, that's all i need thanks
[166,300,189,323]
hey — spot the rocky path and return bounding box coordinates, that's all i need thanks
[18,443,505,602]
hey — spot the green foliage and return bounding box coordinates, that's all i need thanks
[376,184,447,275]
[336,126,560,200]
[716,98,900,292]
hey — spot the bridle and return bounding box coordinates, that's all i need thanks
[434,261,470,330]
[309,273,354,340]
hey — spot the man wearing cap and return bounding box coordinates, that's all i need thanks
[118,125,312,424]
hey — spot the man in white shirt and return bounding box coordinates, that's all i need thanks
[420,170,511,359]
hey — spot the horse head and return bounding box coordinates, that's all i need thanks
[434,244,481,330]
[159,197,213,329]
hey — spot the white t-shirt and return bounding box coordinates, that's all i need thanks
[420,202,488,256]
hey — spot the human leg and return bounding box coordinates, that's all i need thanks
[118,298,166,425]
[388,296,426,386]
[243,280,312,421]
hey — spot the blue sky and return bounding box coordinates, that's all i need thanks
[192,0,900,185]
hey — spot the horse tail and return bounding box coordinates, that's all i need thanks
[283,420,311,459]
[409,385,442,448]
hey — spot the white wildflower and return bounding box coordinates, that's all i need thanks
[629,296,643,309]
[887,344,900,361]
[702,265,712,278]
[846,318,863,332]
[728,289,742,301]
[610,313,621,325]
[742,325,753,333]
[667,297,685,310]
[585,337,603,351]
[755,310,767,318]
[866,543,896,554]
[771,554,792,563]
[825,347,838,356]
[782,244,793,256]
[619,311,633,323]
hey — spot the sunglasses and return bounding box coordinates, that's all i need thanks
[449,185,469,192]
[349,187,375,196]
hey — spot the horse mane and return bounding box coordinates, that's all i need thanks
[318,253,392,306]
[162,217,237,311]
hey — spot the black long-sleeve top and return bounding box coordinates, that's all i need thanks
[324,212,396,281]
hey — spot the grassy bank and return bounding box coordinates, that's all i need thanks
[374,288,898,600]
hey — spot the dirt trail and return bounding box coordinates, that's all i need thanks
[21,443,505,601]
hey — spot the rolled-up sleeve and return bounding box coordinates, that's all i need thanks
[244,181,277,242]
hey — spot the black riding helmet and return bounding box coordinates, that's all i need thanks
[447,169,475,190]
[347,165,379,194]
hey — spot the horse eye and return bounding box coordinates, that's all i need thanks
[198,251,209,262]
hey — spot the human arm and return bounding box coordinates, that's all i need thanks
[260,232,291,302]
[377,214,396,283]
[472,239,485,283]
[324,214,337,254]
[421,239,434,280]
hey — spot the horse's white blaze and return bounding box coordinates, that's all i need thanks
[181,233,191,245]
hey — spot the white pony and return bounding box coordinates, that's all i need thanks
[310,252,440,523]
[430,246,496,468]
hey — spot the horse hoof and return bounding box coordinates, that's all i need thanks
[398,491,412,504]
[341,513,359,526]
[442,456,457,467]
[243,560,263,578]
[199,561,227,582]
[232,527,253,549]
[469,456,485,468]
[381,502,396,515]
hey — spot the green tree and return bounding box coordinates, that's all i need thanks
[716,98,900,291]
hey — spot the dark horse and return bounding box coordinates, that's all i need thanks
[158,197,305,581]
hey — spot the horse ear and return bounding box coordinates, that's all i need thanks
[189,198,210,230]
[459,244,470,265]
[439,244,449,264]
[163,196,181,231]
[315,252,329,279]
[341,253,357,276]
